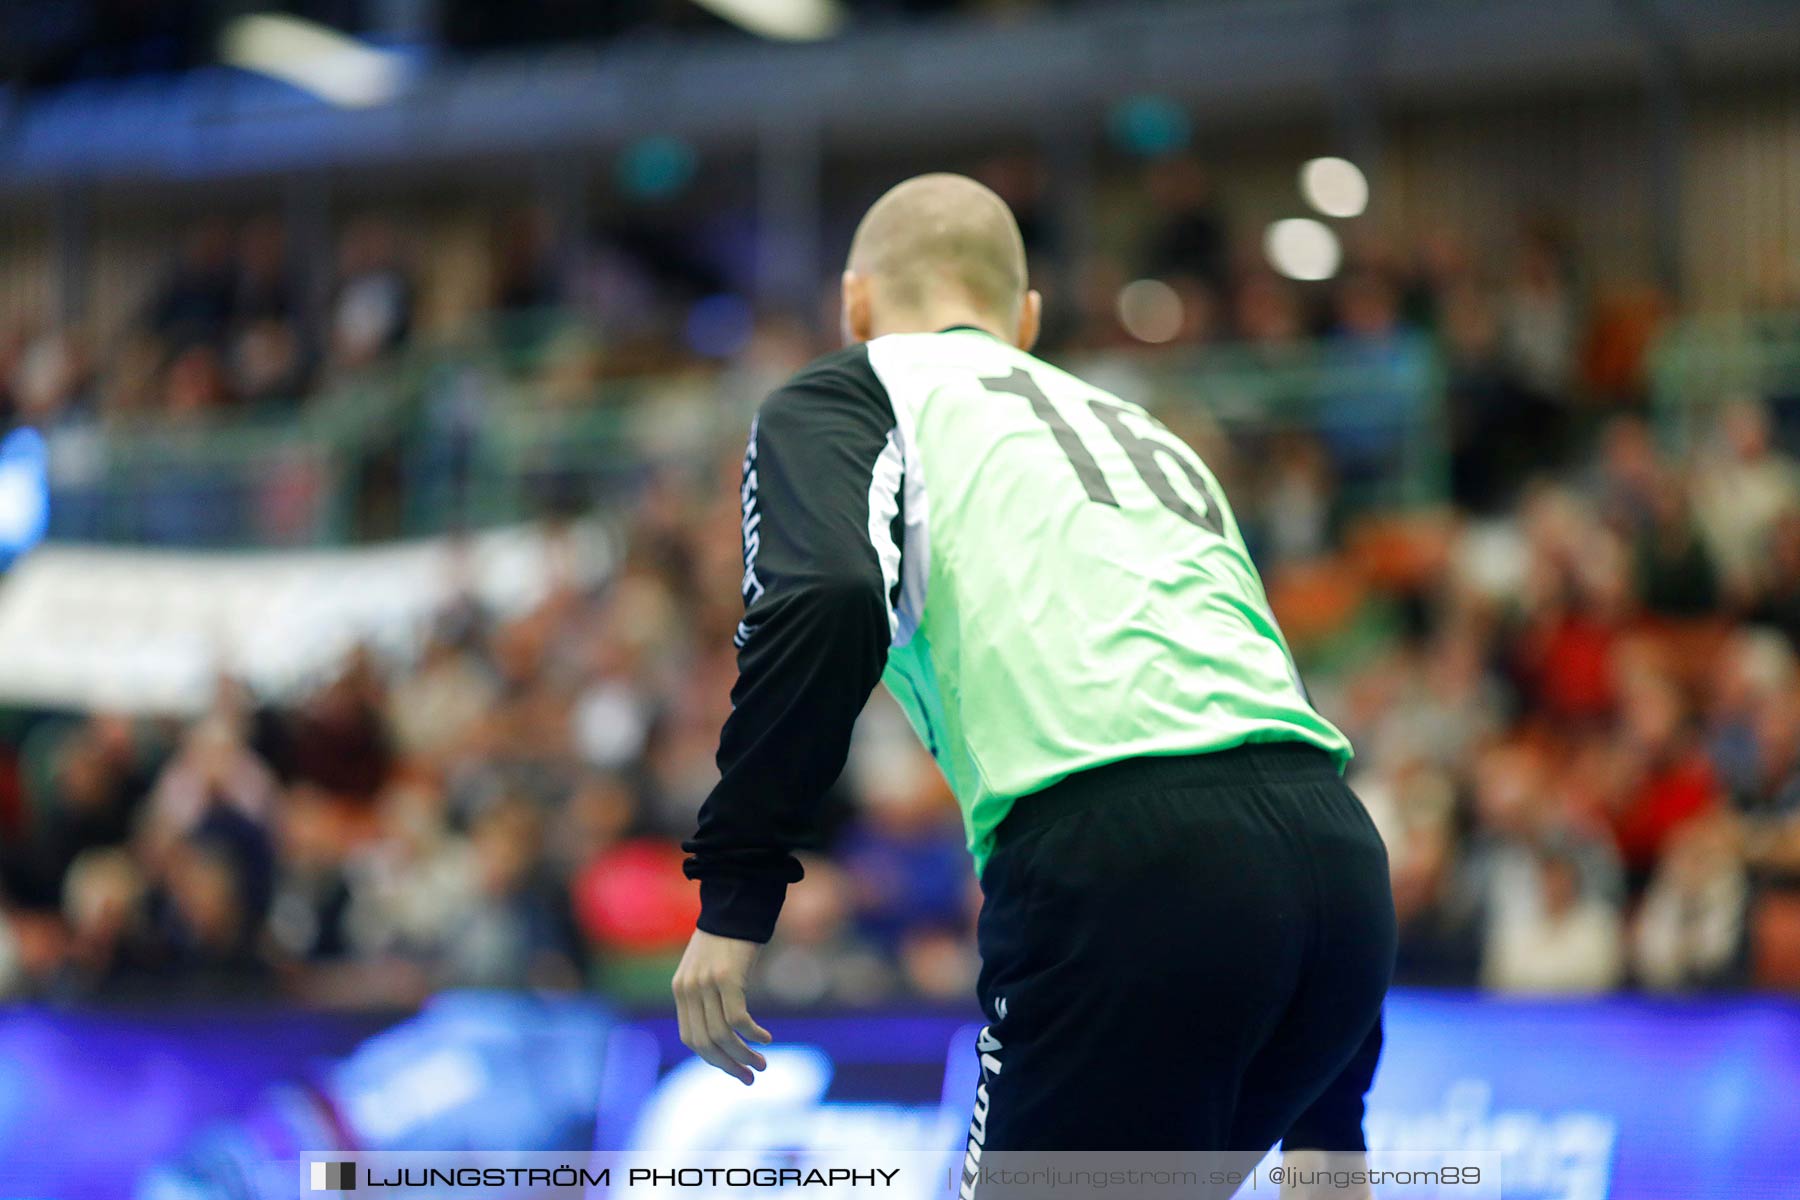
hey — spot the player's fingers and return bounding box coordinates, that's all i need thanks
[702,986,766,1074]
[698,1040,754,1085]
[673,984,702,1059]
[676,973,753,1083]
[673,980,691,1043]
[720,982,773,1045]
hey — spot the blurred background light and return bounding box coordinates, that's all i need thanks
[1263,218,1342,281]
[219,13,407,108]
[1116,279,1185,343]
[1299,156,1369,219]
[1108,95,1192,157]
[617,136,699,200]
[690,0,845,41]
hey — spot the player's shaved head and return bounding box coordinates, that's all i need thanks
[842,173,1037,346]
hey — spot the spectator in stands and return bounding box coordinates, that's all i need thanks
[230,219,310,404]
[898,924,981,1001]
[1390,822,1484,988]
[8,327,95,428]
[1693,401,1800,602]
[1499,222,1581,415]
[1633,481,1719,617]
[1513,489,1629,724]
[142,716,279,851]
[144,828,273,996]
[1750,510,1800,651]
[551,772,638,879]
[1233,270,1307,356]
[751,856,894,1008]
[388,631,500,764]
[1361,628,1505,774]
[1609,670,1719,891]
[571,632,654,773]
[267,786,355,964]
[344,780,475,964]
[233,216,300,326]
[330,218,415,369]
[160,343,234,418]
[838,717,968,952]
[1633,815,1749,990]
[30,719,145,909]
[274,649,395,804]
[1732,683,1800,834]
[1139,155,1229,301]
[230,317,308,409]
[147,220,237,350]
[1321,269,1425,487]
[1438,278,1535,511]
[1590,415,1663,534]
[56,847,149,995]
[1482,845,1625,994]
[1401,228,1475,332]
[493,207,563,316]
[1704,630,1795,811]
[444,795,581,989]
[1250,432,1339,565]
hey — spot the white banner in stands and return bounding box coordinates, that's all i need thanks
[0,521,613,715]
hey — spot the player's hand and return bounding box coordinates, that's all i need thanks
[672,928,773,1085]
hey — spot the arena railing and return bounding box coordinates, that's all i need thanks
[33,313,1450,549]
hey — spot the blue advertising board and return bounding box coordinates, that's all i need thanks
[0,426,49,567]
[0,991,1793,1198]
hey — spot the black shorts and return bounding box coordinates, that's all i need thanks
[965,742,1395,1156]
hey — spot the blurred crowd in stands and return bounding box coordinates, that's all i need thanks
[3,144,1800,1007]
[0,154,1650,444]
[0,213,415,432]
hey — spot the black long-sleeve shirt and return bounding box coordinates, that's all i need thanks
[682,344,901,942]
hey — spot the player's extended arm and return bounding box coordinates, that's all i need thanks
[676,359,900,1084]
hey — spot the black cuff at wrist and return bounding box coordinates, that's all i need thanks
[696,875,789,943]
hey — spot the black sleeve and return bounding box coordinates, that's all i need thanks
[682,345,901,943]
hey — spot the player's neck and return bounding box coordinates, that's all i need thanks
[870,306,1013,344]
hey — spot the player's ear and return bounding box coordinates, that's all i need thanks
[1015,289,1042,353]
[841,271,874,344]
